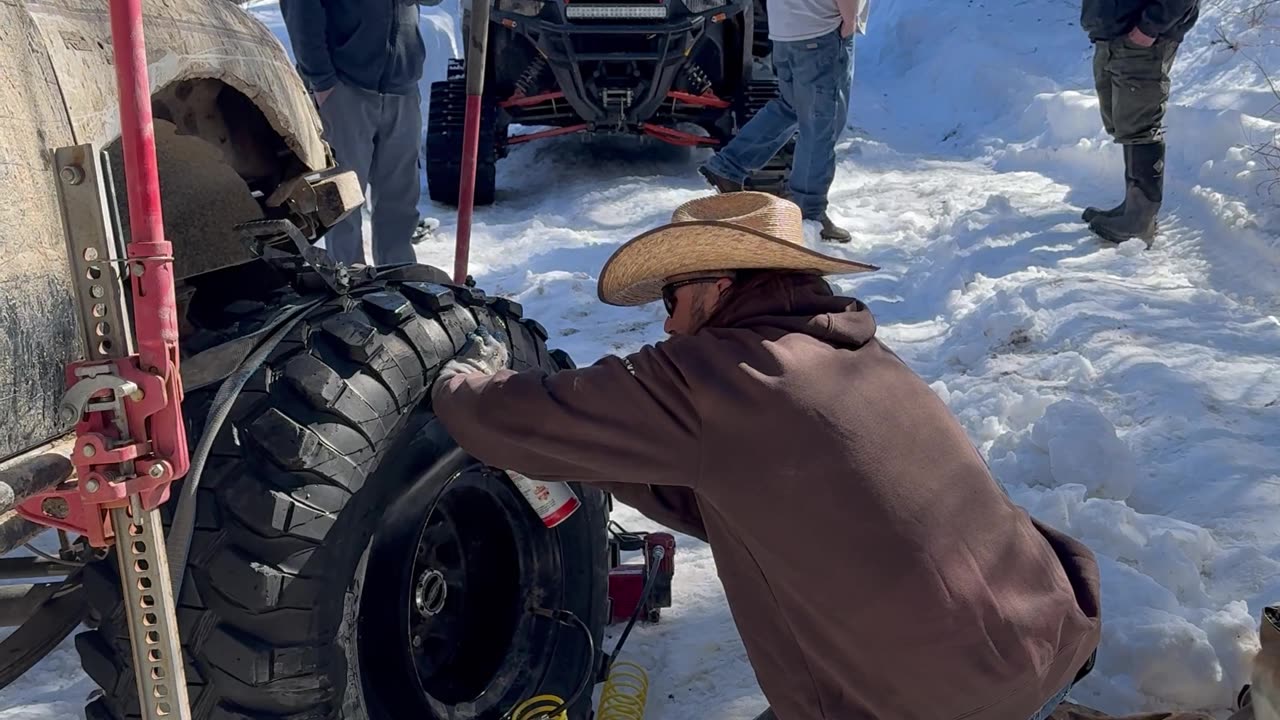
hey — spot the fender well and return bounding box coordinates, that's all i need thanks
[106,78,324,281]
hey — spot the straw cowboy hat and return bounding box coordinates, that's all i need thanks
[597,191,879,306]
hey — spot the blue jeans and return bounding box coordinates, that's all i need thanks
[703,27,854,219]
[1029,682,1072,720]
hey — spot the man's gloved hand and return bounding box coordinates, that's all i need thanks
[433,326,511,394]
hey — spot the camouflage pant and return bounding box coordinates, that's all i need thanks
[1092,36,1180,145]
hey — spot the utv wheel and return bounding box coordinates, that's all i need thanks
[426,64,502,207]
[76,264,609,719]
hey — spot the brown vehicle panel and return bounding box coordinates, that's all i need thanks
[0,0,335,464]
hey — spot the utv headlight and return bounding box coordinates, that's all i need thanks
[682,0,726,12]
[496,0,544,16]
[564,2,669,18]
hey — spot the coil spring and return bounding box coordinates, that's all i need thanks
[513,55,549,98]
[596,661,650,720]
[684,62,713,96]
[510,694,568,720]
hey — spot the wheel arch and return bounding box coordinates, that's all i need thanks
[25,0,339,281]
[104,75,333,282]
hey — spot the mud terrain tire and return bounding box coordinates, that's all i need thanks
[75,265,609,719]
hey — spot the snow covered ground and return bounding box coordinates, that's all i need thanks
[3,0,1279,718]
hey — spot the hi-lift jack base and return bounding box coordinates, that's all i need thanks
[607,522,675,625]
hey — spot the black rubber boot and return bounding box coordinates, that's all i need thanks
[1082,145,1135,223]
[699,165,744,194]
[819,213,852,243]
[1088,141,1163,245]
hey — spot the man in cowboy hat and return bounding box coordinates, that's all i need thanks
[430,192,1102,720]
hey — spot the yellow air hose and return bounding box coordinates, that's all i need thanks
[510,695,569,720]
[596,661,650,720]
[510,542,662,719]
[507,660,651,720]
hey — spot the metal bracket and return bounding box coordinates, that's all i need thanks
[236,218,354,294]
[53,145,134,364]
[59,369,140,429]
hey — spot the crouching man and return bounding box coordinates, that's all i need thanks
[431,192,1102,720]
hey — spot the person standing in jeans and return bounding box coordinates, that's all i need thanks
[280,0,439,266]
[1079,0,1199,246]
[698,0,869,243]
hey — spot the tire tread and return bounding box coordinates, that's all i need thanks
[76,274,600,719]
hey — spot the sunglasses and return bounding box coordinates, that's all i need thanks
[661,276,729,316]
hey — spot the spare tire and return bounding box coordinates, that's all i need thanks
[75,263,609,719]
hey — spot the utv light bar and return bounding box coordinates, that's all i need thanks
[564,3,669,19]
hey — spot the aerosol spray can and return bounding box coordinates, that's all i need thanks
[506,471,581,529]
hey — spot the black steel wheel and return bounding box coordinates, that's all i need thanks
[356,418,605,719]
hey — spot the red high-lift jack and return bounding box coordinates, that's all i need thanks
[15,0,194,717]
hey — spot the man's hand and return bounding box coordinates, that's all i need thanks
[840,17,857,38]
[1127,26,1156,47]
[433,326,511,394]
[314,87,335,107]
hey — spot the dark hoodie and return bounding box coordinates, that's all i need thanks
[432,275,1102,720]
[279,0,426,95]
[1080,0,1200,42]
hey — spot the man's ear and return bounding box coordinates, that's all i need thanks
[715,277,735,293]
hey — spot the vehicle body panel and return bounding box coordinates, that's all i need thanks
[0,0,334,464]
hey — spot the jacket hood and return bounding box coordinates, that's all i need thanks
[704,273,878,350]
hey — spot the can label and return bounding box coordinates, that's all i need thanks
[506,471,581,528]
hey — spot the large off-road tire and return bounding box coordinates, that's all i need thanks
[426,60,502,207]
[76,264,609,719]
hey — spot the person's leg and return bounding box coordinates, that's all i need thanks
[1083,41,1128,222]
[1087,37,1179,245]
[783,28,854,238]
[316,83,378,265]
[701,46,798,185]
[368,86,424,266]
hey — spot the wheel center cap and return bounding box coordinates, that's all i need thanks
[415,569,448,617]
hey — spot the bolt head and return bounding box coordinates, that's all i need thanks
[85,479,100,493]
[412,635,422,648]
[60,165,85,185]
[148,464,164,478]
[82,445,96,458]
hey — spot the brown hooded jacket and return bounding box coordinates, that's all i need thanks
[432,275,1102,720]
